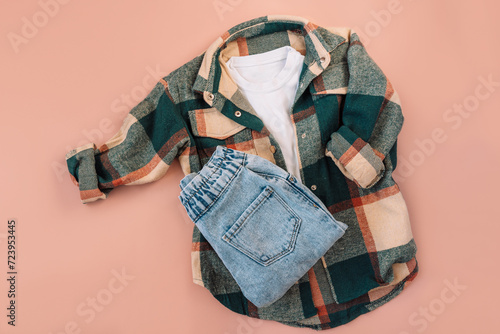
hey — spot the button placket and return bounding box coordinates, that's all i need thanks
[205,92,215,105]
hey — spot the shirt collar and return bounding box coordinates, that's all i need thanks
[192,15,346,131]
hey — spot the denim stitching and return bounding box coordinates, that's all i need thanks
[223,186,274,239]
[259,188,301,265]
[253,171,319,210]
[192,162,244,224]
[252,171,345,230]
[225,215,301,267]
[222,185,302,266]
[183,147,228,204]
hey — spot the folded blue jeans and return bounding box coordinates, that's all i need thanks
[178,146,348,307]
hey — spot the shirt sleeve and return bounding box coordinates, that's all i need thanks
[325,30,404,189]
[65,78,189,204]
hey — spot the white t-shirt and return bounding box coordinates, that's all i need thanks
[225,45,305,182]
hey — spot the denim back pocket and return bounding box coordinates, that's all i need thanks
[222,185,301,266]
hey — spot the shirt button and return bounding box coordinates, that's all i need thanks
[289,175,296,182]
[320,57,326,63]
[235,110,242,117]
[207,92,214,100]
[311,185,317,191]
[269,145,276,153]
[301,133,307,139]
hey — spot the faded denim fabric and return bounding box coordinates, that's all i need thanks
[178,146,347,307]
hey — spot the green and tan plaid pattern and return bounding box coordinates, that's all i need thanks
[65,15,418,330]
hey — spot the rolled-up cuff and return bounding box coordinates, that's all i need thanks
[65,143,107,204]
[326,125,385,189]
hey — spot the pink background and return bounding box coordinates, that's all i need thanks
[1,1,499,333]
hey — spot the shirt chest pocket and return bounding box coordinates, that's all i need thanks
[188,107,246,140]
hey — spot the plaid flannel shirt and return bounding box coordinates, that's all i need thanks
[65,15,418,330]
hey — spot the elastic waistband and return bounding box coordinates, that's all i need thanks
[178,146,247,222]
